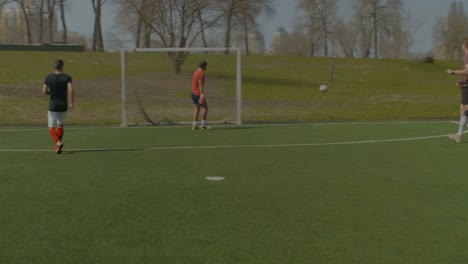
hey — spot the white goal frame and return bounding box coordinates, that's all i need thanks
[120,47,242,127]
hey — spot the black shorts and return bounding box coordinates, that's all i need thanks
[462,87,468,105]
[191,93,201,105]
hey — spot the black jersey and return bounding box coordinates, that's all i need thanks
[44,73,72,112]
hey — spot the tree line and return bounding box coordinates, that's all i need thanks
[0,0,67,44]
[110,0,415,59]
[279,0,414,59]
[0,0,106,51]
[0,0,466,61]
[433,1,468,60]
[113,0,274,54]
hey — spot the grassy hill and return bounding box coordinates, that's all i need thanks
[0,51,462,126]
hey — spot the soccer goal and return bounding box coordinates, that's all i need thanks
[120,47,242,127]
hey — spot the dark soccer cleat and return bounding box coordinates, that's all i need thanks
[192,126,199,131]
[200,126,210,130]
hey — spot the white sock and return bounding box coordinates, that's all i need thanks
[457,115,467,137]
[192,121,197,127]
[202,120,206,126]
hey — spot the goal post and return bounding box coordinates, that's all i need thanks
[120,47,242,127]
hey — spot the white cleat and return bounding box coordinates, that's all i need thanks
[449,134,462,143]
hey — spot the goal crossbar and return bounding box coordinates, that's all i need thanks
[121,47,242,127]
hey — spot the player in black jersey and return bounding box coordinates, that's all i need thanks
[42,59,74,154]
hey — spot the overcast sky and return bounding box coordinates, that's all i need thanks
[65,0,465,54]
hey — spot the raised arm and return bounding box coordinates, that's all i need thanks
[447,64,468,75]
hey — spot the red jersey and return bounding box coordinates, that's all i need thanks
[192,68,205,96]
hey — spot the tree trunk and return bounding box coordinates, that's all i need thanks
[59,0,67,42]
[144,23,151,48]
[136,15,142,48]
[372,4,378,59]
[92,0,104,52]
[173,57,183,74]
[197,8,207,48]
[48,0,56,42]
[92,0,97,51]
[309,31,315,57]
[98,16,104,51]
[243,18,249,56]
[224,7,234,55]
[39,0,44,43]
[323,19,328,57]
[324,32,328,57]
[19,3,32,44]
[135,0,144,48]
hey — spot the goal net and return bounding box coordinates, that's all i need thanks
[120,47,242,127]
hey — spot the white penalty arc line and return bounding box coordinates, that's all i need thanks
[0,133,454,153]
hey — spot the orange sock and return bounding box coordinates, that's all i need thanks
[49,128,60,143]
[56,127,64,140]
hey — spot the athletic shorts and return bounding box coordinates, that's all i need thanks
[462,87,468,105]
[48,111,67,128]
[191,92,201,105]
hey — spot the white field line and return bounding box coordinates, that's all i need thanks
[0,120,458,133]
[0,133,456,153]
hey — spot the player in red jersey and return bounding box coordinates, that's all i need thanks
[191,60,208,130]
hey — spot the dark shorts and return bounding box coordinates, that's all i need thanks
[191,93,207,106]
[191,93,201,105]
[462,87,468,105]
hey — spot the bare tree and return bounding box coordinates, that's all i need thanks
[14,0,33,44]
[38,0,45,43]
[196,1,208,48]
[236,0,274,55]
[297,0,338,57]
[445,1,467,60]
[219,0,273,55]
[46,0,57,42]
[114,0,143,48]
[352,0,410,58]
[115,0,166,48]
[334,18,359,58]
[123,0,222,73]
[59,0,67,42]
[379,7,414,58]
[91,0,108,52]
[293,15,322,56]
[222,0,236,54]
[433,17,448,59]
[433,1,468,60]
[0,0,12,21]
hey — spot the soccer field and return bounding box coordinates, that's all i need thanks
[1,122,467,264]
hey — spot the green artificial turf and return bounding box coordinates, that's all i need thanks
[1,122,467,264]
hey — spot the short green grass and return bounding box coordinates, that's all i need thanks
[1,122,467,264]
[0,51,464,125]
